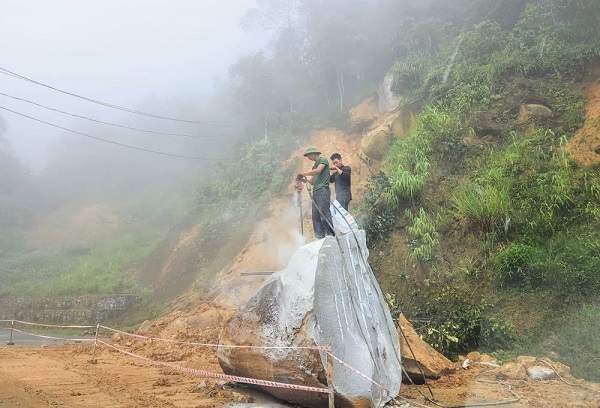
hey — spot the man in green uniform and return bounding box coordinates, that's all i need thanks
[298,146,335,239]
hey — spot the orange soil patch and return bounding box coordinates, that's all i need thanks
[567,67,600,166]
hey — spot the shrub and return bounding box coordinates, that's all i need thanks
[360,173,397,244]
[405,208,440,262]
[417,287,515,356]
[494,242,545,288]
[390,53,430,96]
[551,303,600,381]
[543,232,600,293]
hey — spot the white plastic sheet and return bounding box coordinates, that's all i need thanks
[330,200,358,234]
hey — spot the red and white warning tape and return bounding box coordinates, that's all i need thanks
[101,325,330,351]
[99,340,331,394]
[327,352,391,394]
[4,327,95,342]
[9,320,95,329]
[3,319,387,396]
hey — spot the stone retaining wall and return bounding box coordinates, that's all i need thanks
[0,294,139,324]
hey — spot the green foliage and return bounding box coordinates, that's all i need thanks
[390,17,456,60]
[551,303,600,381]
[360,173,397,244]
[494,231,600,293]
[417,287,515,356]
[374,0,600,378]
[195,137,293,226]
[405,208,440,262]
[390,53,430,96]
[542,232,600,293]
[0,233,154,296]
[383,106,461,205]
[452,181,512,233]
[505,1,600,77]
[494,242,545,288]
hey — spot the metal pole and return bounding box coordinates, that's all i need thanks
[7,320,14,345]
[91,322,99,364]
[326,350,335,408]
[299,192,304,236]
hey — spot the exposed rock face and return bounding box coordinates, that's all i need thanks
[377,74,400,114]
[517,102,554,124]
[361,125,392,160]
[217,231,401,408]
[349,95,380,132]
[397,314,455,383]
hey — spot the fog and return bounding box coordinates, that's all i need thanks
[0,0,270,171]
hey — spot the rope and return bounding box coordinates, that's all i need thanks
[536,358,600,394]
[397,320,435,399]
[302,184,390,405]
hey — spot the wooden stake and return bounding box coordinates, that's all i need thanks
[326,351,335,408]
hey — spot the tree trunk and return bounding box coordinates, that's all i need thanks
[336,66,345,113]
[323,86,331,113]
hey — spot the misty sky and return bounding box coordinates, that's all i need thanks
[0,1,269,169]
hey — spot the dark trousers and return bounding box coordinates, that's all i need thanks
[311,187,334,239]
[336,193,351,211]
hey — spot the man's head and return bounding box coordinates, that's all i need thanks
[330,153,343,167]
[303,146,321,162]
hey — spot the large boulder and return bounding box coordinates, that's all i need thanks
[517,102,554,125]
[397,313,455,383]
[217,231,401,408]
[361,125,392,160]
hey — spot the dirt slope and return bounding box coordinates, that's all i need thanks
[6,81,600,407]
[568,65,600,166]
[2,343,600,407]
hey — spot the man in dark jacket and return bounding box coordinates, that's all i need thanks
[329,153,352,211]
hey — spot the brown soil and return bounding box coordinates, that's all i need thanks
[6,69,600,407]
[567,65,600,166]
[1,343,599,407]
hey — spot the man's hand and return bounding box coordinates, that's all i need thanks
[330,165,338,171]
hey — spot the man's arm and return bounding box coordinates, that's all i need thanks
[337,165,351,180]
[301,163,326,177]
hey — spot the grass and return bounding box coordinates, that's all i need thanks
[372,0,600,378]
[451,181,511,233]
[383,106,461,205]
[0,232,159,297]
[550,303,600,381]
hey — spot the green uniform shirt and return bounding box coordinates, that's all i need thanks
[312,156,330,191]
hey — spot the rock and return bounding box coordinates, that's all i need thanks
[377,74,400,114]
[516,356,537,365]
[479,354,497,364]
[389,108,418,139]
[466,351,482,362]
[349,95,380,131]
[497,362,527,380]
[517,102,554,125]
[137,320,153,333]
[527,366,556,380]
[218,231,401,408]
[361,125,392,160]
[397,314,454,382]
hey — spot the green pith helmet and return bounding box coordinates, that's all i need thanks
[303,146,321,156]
